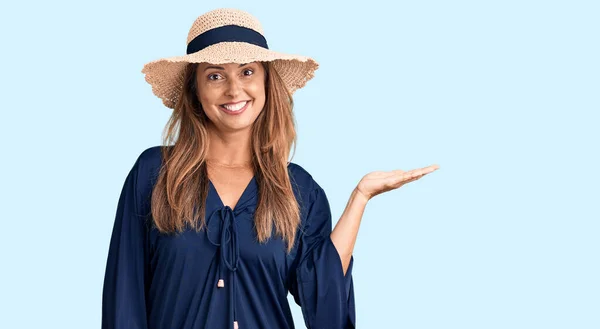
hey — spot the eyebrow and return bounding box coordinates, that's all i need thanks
[203,63,249,71]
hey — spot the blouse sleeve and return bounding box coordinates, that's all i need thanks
[288,186,356,329]
[101,156,151,329]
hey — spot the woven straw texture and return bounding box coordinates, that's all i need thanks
[142,8,319,109]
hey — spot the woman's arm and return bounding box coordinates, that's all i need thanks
[330,188,368,276]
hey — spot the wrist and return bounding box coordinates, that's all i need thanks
[353,187,370,205]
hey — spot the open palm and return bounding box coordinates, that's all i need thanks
[356,164,440,201]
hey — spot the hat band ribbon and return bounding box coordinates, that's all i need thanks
[186,25,269,54]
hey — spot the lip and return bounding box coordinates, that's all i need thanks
[221,100,250,106]
[219,100,250,115]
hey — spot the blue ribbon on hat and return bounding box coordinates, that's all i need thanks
[186,25,269,54]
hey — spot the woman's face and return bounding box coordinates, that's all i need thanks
[196,61,266,133]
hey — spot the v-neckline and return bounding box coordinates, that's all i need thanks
[208,176,257,212]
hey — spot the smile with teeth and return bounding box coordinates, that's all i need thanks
[220,101,249,112]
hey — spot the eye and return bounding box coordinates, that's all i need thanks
[243,68,254,76]
[208,73,222,81]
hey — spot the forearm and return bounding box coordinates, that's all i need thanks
[330,187,369,275]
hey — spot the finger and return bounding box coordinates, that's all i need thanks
[426,164,440,172]
[410,165,438,177]
[384,170,406,182]
[392,165,437,183]
[405,172,419,182]
[404,171,428,182]
[420,165,438,174]
[400,176,419,185]
[393,172,412,184]
[405,169,424,178]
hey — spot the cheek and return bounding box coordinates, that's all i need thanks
[249,83,266,104]
[197,88,218,108]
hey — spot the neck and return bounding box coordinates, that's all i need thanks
[206,124,253,166]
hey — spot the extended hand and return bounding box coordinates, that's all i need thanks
[356,164,440,201]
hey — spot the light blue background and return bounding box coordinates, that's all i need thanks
[1,0,598,328]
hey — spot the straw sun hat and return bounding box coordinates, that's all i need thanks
[141,8,319,109]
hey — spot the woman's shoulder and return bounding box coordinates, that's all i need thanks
[287,161,322,196]
[131,145,169,189]
[137,145,168,167]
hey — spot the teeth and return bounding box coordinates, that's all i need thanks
[222,101,248,111]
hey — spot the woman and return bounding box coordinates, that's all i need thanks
[101,8,439,329]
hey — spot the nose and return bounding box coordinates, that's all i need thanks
[225,76,242,98]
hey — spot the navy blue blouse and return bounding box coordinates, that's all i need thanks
[101,146,355,329]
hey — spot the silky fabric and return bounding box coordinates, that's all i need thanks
[102,146,355,329]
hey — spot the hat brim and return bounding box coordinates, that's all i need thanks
[141,42,319,109]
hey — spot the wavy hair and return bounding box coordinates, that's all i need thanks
[150,61,301,253]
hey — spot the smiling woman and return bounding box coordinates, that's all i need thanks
[101,7,356,329]
[102,4,437,329]
[102,6,440,329]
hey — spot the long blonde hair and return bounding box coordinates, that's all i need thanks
[150,61,301,253]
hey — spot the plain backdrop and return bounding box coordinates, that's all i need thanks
[0,0,598,328]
